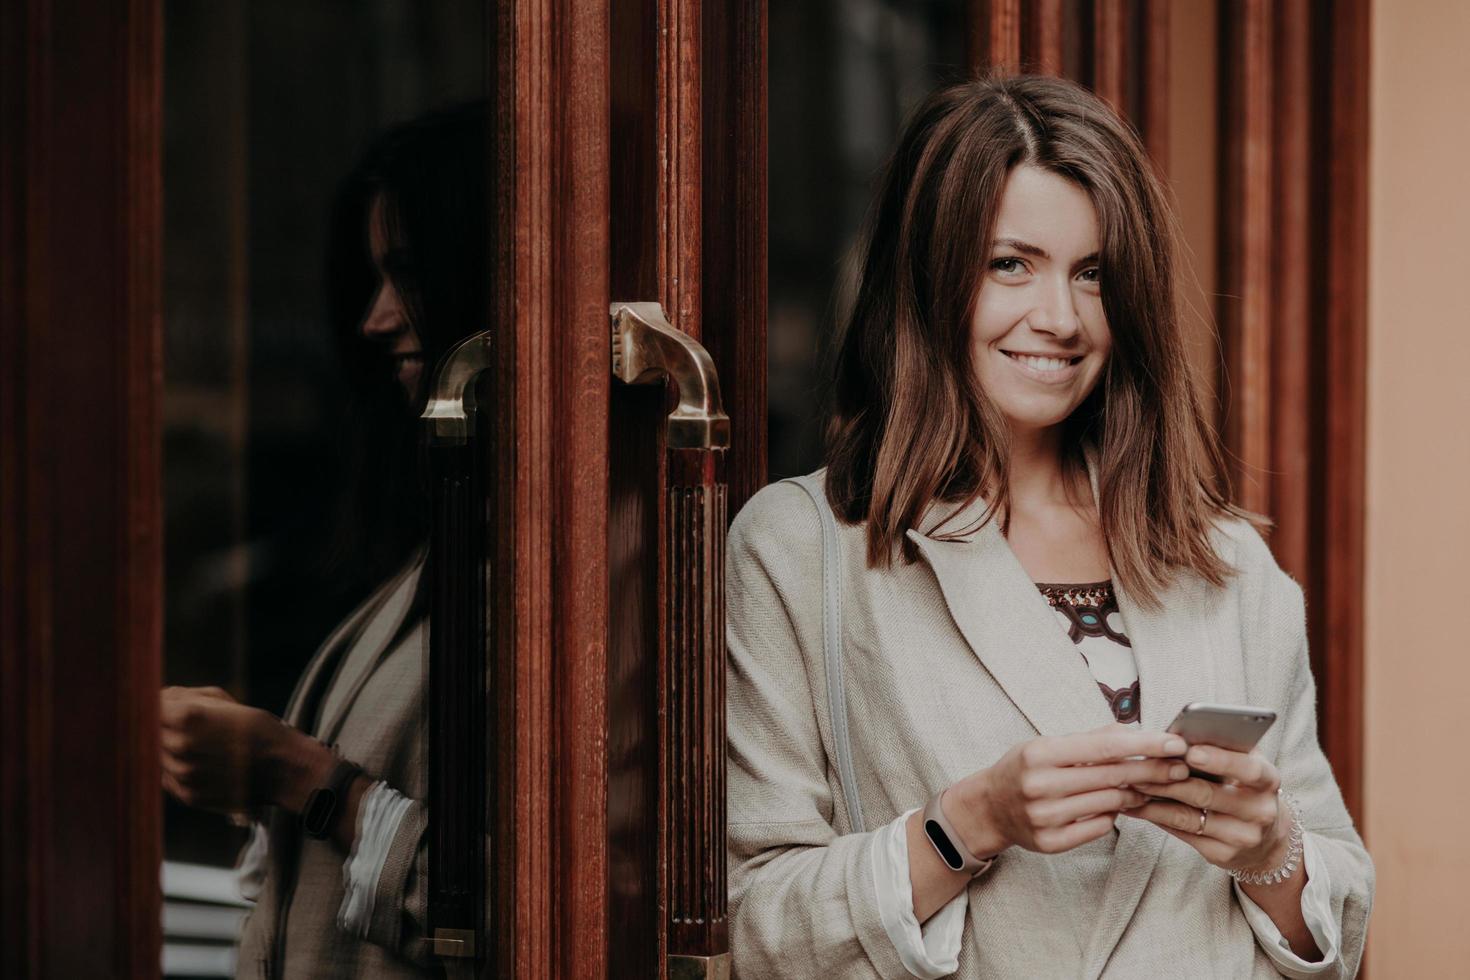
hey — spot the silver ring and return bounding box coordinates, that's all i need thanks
[1196,808,1209,835]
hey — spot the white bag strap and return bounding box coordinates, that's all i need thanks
[783,474,866,833]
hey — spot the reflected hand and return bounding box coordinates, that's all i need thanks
[1123,743,1290,873]
[159,686,329,814]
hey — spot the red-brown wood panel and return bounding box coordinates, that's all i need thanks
[1269,0,1313,586]
[967,0,1022,74]
[495,1,613,975]
[661,0,703,338]
[702,0,769,517]
[1313,0,1369,827]
[1139,0,1170,173]
[1217,0,1274,516]
[1091,0,1128,112]
[1022,0,1065,76]
[0,0,163,977]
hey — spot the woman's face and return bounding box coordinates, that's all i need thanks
[361,195,425,401]
[969,164,1111,438]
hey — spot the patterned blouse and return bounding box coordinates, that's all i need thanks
[1036,580,1140,724]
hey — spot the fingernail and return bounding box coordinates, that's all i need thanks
[1165,737,1187,755]
[1188,747,1209,765]
[1169,764,1189,780]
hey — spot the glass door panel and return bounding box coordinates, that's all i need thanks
[161,3,487,975]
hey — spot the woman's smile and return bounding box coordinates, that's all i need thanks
[1000,349,1087,386]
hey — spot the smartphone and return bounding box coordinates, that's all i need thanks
[1166,702,1277,782]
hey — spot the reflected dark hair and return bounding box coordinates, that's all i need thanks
[323,102,491,592]
[824,75,1260,606]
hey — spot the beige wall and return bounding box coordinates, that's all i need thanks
[1366,0,1470,973]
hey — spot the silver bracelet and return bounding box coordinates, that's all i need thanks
[1230,789,1304,887]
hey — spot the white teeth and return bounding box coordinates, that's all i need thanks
[1009,353,1073,372]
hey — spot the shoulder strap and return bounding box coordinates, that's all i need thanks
[783,474,866,833]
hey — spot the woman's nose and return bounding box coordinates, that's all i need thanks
[1026,277,1083,338]
[360,282,405,338]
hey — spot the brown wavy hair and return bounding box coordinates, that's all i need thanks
[824,75,1260,606]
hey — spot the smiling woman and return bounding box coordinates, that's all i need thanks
[726,75,1373,979]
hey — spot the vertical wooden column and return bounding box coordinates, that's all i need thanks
[1022,0,1064,76]
[1269,0,1313,585]
[661,0,703,339]
[702,0,768,516]
[1217,0,1274,516]
[966,0,1022,74]
[494,0,612,975]
[1,0,163,977]
[1212,0,1368,823]
[1139,0,1171,173]
[1091,0,1128,111]
[1312,0,1369,825]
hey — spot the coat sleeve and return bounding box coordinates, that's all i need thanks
[726,484,918,980]
[356,792,432,964]
[1237,528,1375,978]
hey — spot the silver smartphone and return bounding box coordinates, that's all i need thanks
[1166,702,1277,782]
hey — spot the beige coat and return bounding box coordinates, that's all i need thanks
[236,557,433,979]
[726,474,1373,979]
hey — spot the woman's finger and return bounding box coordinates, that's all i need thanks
[1125,800,1265,851]
[1027,787,1147,828]
[1034,757,1188,797]
[1149,822,1237,866]
[1182,745,1279,791]
[1031,813,1118,855]
[1029,728,1187,768]
[1129,777,1264,820]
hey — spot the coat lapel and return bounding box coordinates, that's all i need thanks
[1080,570,1219,979]
[906,504,1115,738]
[283,583,393,729]
[315,555,426,743]
[903,451,1221,978]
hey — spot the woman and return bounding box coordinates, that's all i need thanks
[160,103,489,978]
[726,76,1372,978]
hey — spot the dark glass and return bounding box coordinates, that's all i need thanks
[768,0,967,478]
[161,3,485,976]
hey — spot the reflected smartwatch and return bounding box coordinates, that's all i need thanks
[923,790,997,877]
[302,756,364,840]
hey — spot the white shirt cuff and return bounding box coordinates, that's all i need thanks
[870,807,967,978]
[235,821,269,903]
[1235,834,1340,977]
[337,781,414,937]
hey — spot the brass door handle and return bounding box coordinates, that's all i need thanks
[422,331,492,445]
[612,301,731,974]
[611,302,730,449]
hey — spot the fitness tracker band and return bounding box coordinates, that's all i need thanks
[923,789,996,877]
[302,757,364,840]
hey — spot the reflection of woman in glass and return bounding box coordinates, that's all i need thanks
[726,77,1372,977]
[160,104,487,977]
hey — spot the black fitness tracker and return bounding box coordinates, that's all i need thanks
[923,789,996,877]
[302,757,364,840]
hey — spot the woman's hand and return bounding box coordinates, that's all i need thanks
[1122,743,1290,872]
[159,686,333,814]
[947,723,1191,858]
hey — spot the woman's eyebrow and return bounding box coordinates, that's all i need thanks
[992,237,1049,257]
[991,238,1100,265]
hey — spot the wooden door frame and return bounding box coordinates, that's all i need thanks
[1,0,163,977]
[491,1,765,975]
[0,0,764,974]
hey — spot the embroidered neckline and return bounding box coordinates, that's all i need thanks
[1035,580,1114,609]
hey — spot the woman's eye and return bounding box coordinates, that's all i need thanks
[990,257,1026,276]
